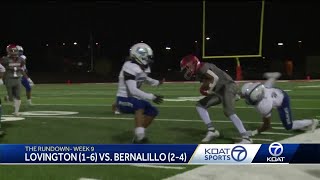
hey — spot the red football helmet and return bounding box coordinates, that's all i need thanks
[180,54,201,80]
[6,44,19,57]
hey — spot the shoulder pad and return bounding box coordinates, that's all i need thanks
[123,61,142,75]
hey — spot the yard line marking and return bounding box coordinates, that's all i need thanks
[24,103,320,110]
[233,137,273,142]
[20,115,283,125]
[297,85,320,88]
[260,132,293,136]
[271,127,284,130]
[79,178,100,180]
[130,164,185,170]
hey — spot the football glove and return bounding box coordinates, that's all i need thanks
[28,78,35,86]
[153,95,164,104]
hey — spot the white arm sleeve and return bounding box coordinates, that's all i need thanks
[145,77,160,86]
[206,69,219,92]
[125,80,155,100]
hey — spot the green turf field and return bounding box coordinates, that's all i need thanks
[0,81,319,180]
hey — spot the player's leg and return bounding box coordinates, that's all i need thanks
[0,98,4,137]
[277,92,317,131]
[222,83,252,144]
[142,101,159,128]
[116,96,148,143]
[196,95,221,142]
[5,81,14,102]
[12,80,22,116]
[21,77,32,105]
[112,101,121,115]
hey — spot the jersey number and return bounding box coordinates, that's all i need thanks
[13,67,18,77]
[271,92,278,98]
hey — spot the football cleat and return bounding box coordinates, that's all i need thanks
[13,112,21,117]
[132,137,149,144]
[201,130,220,143]
[304,119,319,132]
[263,72,281,79]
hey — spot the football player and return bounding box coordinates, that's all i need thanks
[1,44,32,116]
[0,63,6,136]
[115,43,164,143]
[241,72,319,136]
[180,54,252,144]
[17,45,34,105]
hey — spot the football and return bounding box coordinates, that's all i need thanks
[199,79,212,96]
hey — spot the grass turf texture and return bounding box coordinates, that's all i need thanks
[0,81,319,180]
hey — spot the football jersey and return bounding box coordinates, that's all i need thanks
[116,61,153,99]
[1,56,25,79]
[196,62,234,92]
[255,88,284,118]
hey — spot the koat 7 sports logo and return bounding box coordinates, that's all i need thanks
[267,142,285,162]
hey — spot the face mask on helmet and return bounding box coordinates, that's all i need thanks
[181,61,196,80]
[180,55,200,80]
[242,83,265,105]
[6,45,19,58]
[130,43,154,66]
[16,45,24,56]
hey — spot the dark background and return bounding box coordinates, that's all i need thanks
[1,1,320,83]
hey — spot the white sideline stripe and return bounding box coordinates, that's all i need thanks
[297,85,320,88]
[271,127,284,130]
[130,164,185,170]
[260,132,293,136]
[233,137,273,142]
[164,129,320,180]
[79,178,99,180]
[28,103,320,110]
[21,115,283,125]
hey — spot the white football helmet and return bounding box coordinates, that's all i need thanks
[16,45,24,56]
[241,82,265,105]
[129,43,153,66]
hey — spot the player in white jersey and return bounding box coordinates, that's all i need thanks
[241,72,318,136]
[115,43,164,143]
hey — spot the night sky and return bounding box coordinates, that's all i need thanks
[1,1,320,74]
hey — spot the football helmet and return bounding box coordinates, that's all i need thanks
[180,54,201,80]
[129,43,153,66]
[241,82,265,105]
[16,45,24,56]
[6,44,19,57]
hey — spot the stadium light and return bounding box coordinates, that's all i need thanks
[277,42,284,46]
[46,44,49,47]
[95,42,99,45]
[74,42,78,45]
[206,37,210,40]
[62,43,65,46]
[195,40,198,43]
[298,40,302,43]
[165,47,171,50]
[141,41,144,43]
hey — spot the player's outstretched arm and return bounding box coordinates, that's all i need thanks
[124,71,163,103]
[145,77,164,86]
